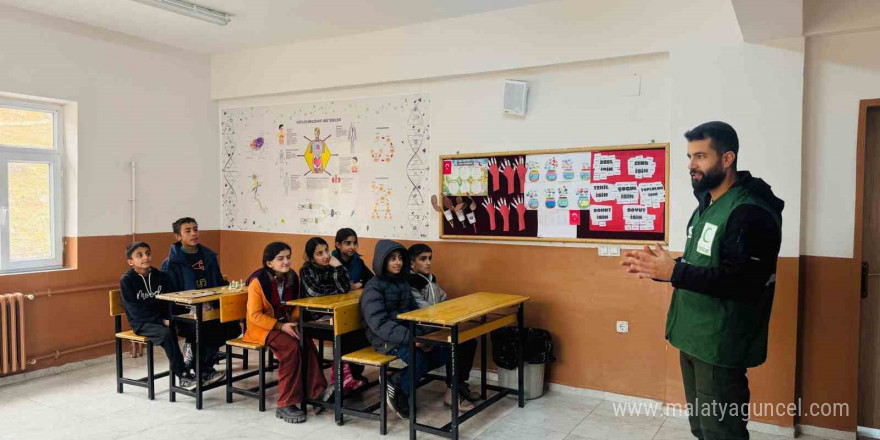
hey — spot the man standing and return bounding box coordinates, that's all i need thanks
[623,121,783,440]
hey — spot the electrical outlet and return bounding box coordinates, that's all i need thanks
[599,245,620,257]
[616,321,629,333]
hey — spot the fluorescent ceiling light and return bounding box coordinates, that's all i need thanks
[130,0,232,26]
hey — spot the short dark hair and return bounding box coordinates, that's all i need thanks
[172,217,197,235]
[684,121,739,168]
[262,241,292,276]
[334,228,357,245]
[304,237,329,262]
[408,243,432,261]
[126,241,150,259]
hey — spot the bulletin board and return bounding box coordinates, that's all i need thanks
[437,143,669,244]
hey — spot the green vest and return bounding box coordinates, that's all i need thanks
[665,186,781,368]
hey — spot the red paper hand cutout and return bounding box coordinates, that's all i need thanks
[496,198,511,232]
[488,158,501,193]
[481,197,497,230]
[515,158,527,192]
[501,160,516,194]
[511,196,527,231]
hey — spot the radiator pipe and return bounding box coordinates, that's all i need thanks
[25,283,118,300]
[28,340,115,365]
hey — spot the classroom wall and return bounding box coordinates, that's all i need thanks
[213,0,807,428]
[0,6,219,372]
[1,0,870,434]
[211,0,741,100]
[0,5,219,237]
[794,29,880,431]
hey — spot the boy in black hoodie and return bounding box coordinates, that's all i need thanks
[120,242,197,389]
[359,239,450,419]
[160,217,232,384]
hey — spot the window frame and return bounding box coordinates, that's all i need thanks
[0,98,64,272]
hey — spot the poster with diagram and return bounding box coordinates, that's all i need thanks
[220,94,431,239]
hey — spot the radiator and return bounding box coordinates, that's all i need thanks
[0,293,26,375]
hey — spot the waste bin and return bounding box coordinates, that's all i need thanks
[491,327,555,400]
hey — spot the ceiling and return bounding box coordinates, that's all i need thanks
[0,0,557,54]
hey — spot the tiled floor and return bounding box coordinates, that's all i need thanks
[0,350,836,440]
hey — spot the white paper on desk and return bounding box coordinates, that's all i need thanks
[537,210,576,238]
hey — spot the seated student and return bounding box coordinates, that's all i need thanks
[161,216,232,384]
[331,228,374,290]
[407,244,479,410]
[119,242,199,389]
[300,236,368,395]
[300,236,351,297]
[243,242,327,423]
[360,240,452,419]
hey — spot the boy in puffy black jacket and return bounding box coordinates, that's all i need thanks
[359,240,450,419]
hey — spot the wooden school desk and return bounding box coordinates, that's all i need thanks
[286,290,363,424]
[156,285,246,409]
[397,291,530,440]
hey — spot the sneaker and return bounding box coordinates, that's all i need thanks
[208,351,224,367]
[178,372,197,391]
[200,370,226,387]
[386,383,409,419]
[276,405,307,424]
[320,383,335,404]
[444,387,476,412]
[182,343,193,370]
[459,382,481,402]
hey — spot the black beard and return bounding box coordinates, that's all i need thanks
[691,162,726,192]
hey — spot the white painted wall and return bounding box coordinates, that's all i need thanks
[213,0,804,257]
[804,0,880,36]
[802,30,880,258]
[0,5,218,237]
[212,0,741,100]
[669,38,805,256]
[219,53,672,244]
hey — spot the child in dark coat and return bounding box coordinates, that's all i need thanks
[359,240,451,419]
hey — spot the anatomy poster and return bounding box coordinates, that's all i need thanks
[221,94,431,238]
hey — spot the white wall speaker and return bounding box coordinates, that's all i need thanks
[503,79,528,116]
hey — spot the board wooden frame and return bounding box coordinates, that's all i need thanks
[438,143,670,245]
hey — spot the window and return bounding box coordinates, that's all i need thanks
[0,98,63,272]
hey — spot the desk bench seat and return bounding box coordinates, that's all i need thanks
[341,346,397,367]
[115,330,150,343]
[226,337,264,350]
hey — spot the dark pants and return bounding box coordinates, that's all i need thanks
[265,331,327,408]
[176,320,230,372]
[446,339,477,386]
[134,322,186,377]
[389,344,451,396]
[680,351,750,440]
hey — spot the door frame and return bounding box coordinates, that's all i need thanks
[855,98,880,435]
[854,99,880,271]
